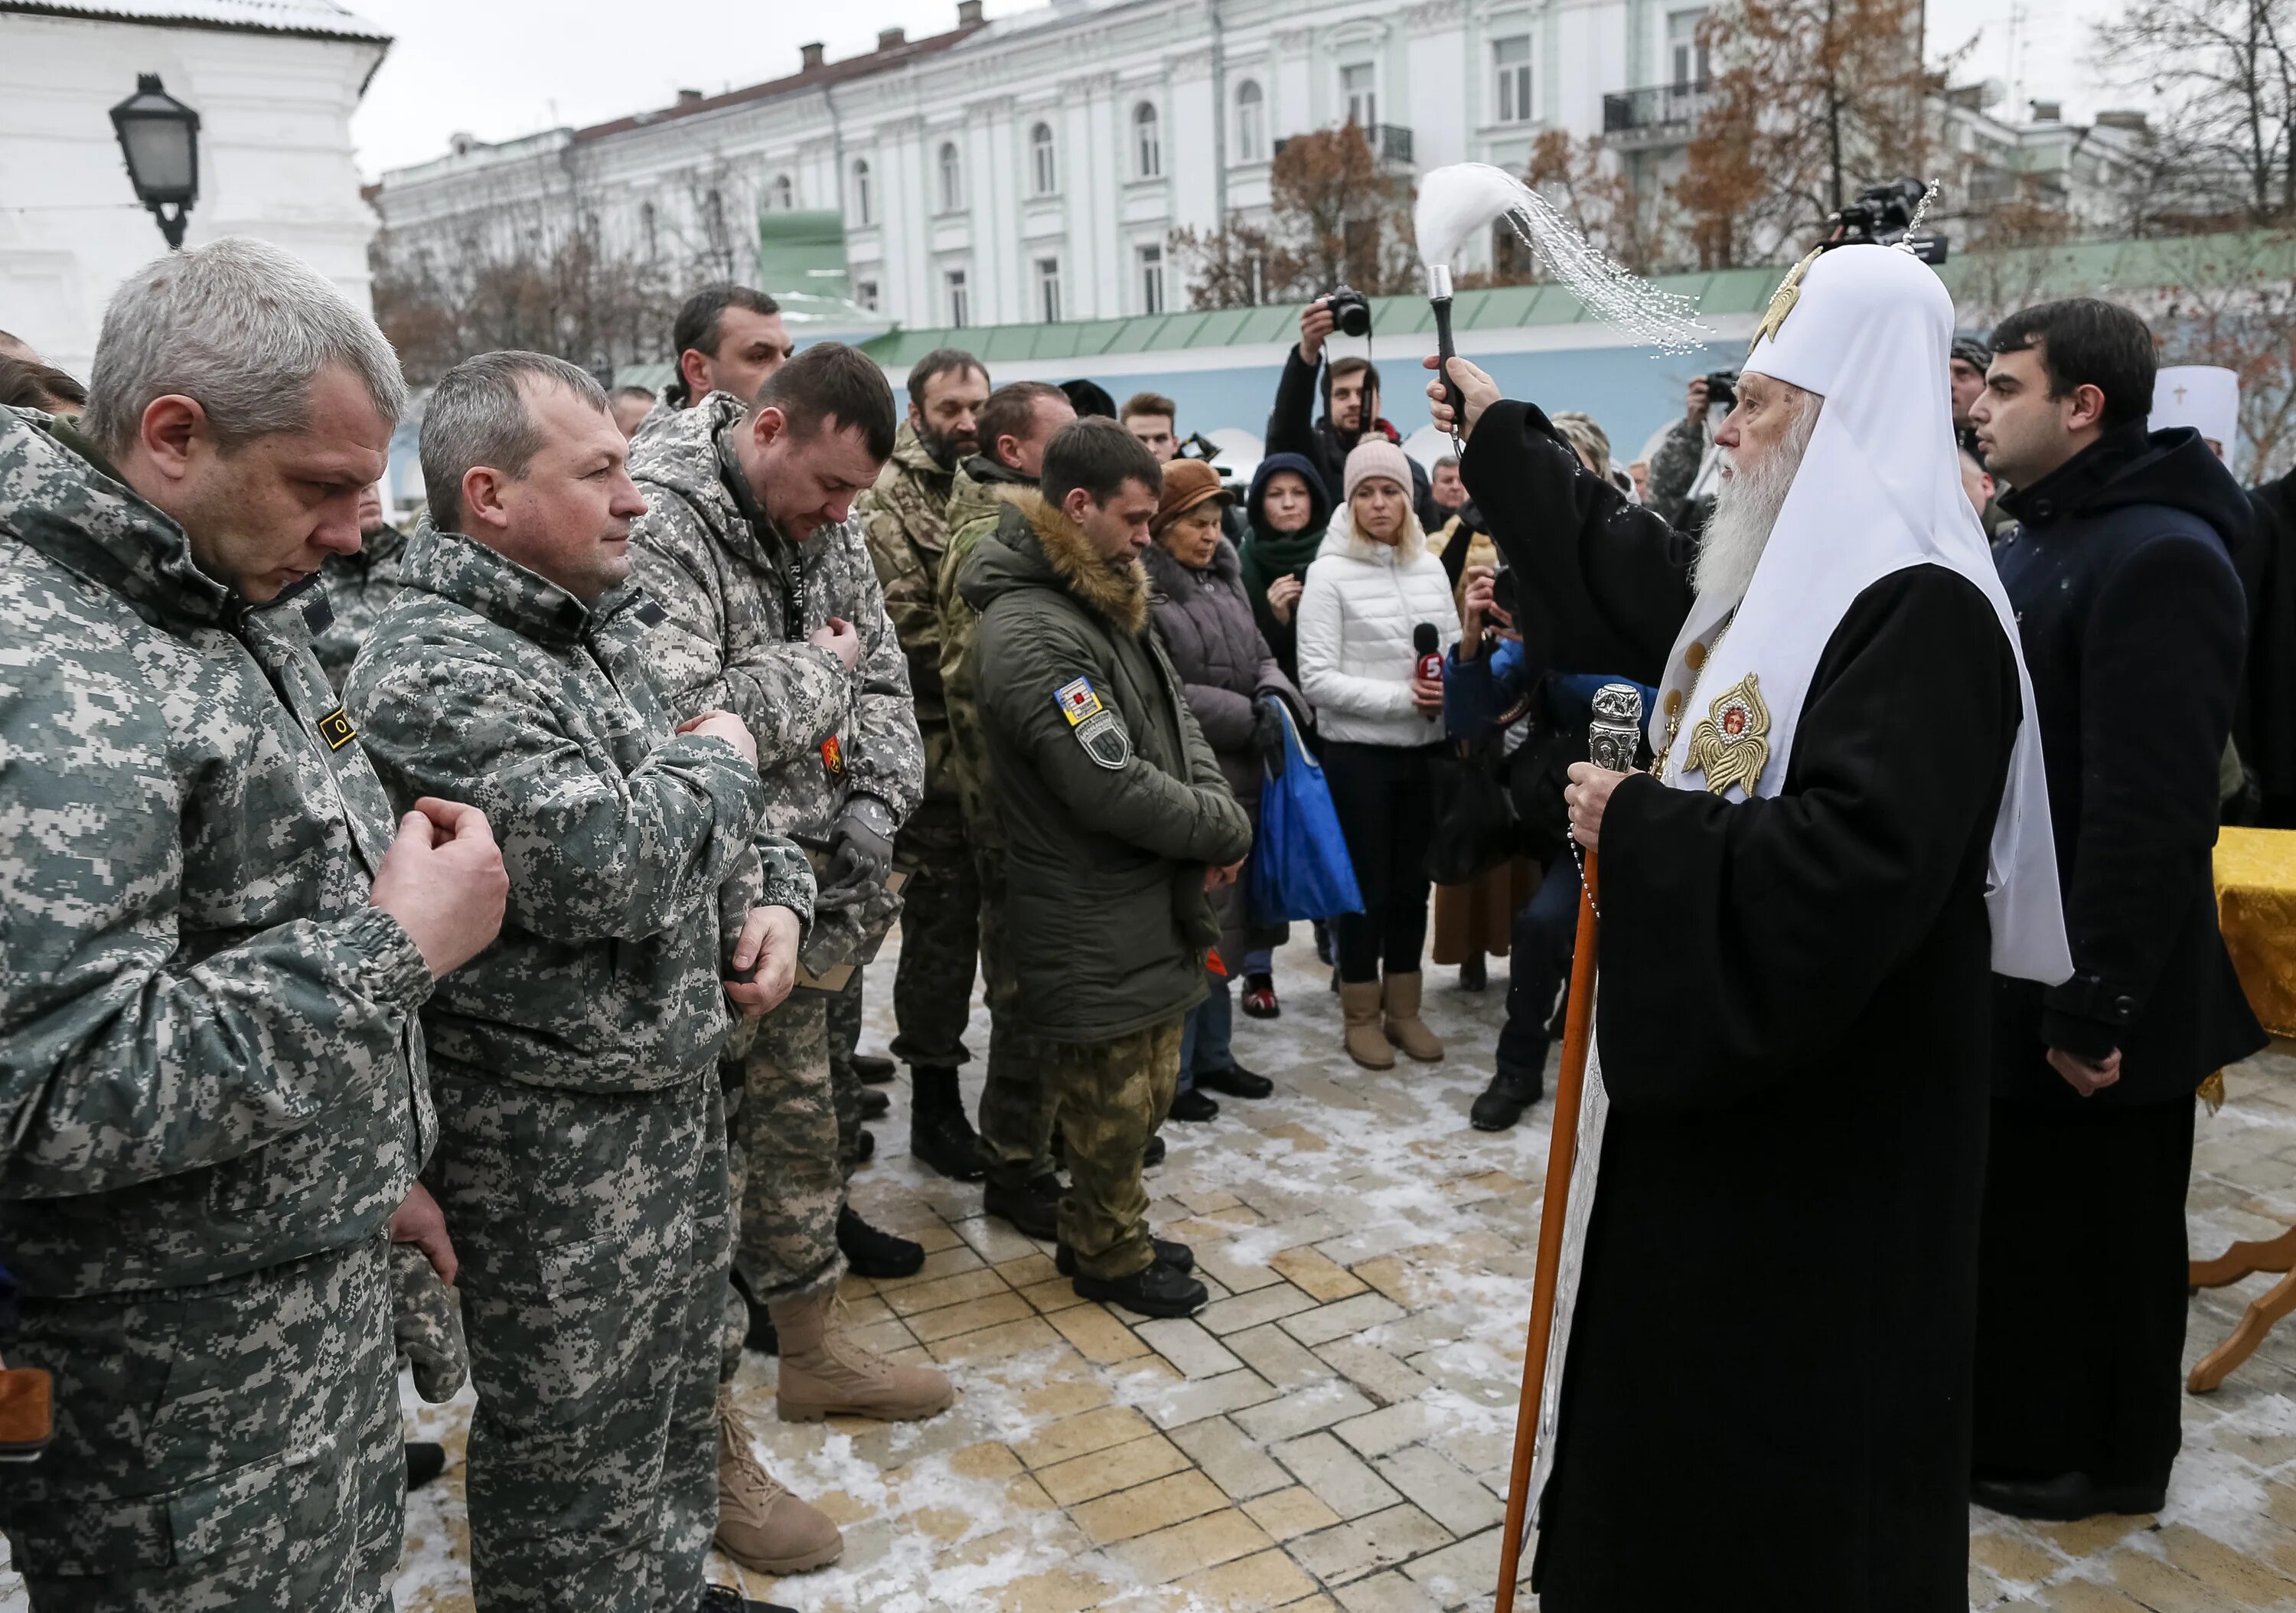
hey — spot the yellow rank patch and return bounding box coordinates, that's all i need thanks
[318,707,357,751]
[1684,672,1771,797]
[1055,676,1104,727]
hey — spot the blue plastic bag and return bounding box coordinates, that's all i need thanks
[1248,703,1364,922]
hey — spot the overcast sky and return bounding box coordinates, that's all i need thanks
[347,0,2133,183]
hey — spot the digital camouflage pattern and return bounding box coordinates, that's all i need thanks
[0,407,434,1301]
[934,454,1038,859]
[724,996,845,1315]
[857,420,960,798]
[429,1056,726,1613]
[1052,1019,1184,1280]
[345,522,810,1094]
[390,1242,467,1404]
[823,981,869,1175]
[2,1238,403,1612]
[310,520,410,693]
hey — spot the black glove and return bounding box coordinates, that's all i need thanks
[818,795,898,908]
[1253,697,1289,781]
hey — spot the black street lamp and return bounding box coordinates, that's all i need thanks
[109,73,201,250]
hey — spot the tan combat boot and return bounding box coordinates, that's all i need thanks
[771,1288,956,1423]
[714,1389,843,1574]
[1382,971,1446,1064]
[1340,979,1394,1070]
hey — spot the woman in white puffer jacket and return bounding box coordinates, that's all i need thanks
[1296,439,1462,1071]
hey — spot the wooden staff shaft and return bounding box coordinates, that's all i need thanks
[1494,850,1603,1613]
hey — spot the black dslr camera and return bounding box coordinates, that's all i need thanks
[1826,178,1948,264]
[1702,370,1738,411]
[1322,286,1374,338]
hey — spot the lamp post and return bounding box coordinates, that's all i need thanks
[109,73,201,250]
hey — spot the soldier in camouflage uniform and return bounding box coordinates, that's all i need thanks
[346,354,823,1609]
[964,420,1251,1319]
[309,481,413,693]
[0,240,508,1613]
[935,382,1080,1233]
[1645,375,1717,527]
[856,349,996,1180]
[626,344,952,1569]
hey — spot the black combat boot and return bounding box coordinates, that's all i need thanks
[696,1584,798,1613]
[405,1441,446,1492]
[1058,1237,1192,1275]
[851,1053,896,1085]
[983,1172,1063,1240]
[909,1066,986,1181]
[729,1266,778,1354]
[858,1086,891,1121]
[1470,1063,1544,1132]
[1143,1134,1166,1168]
[837,1206,924,1279]
[1167,1088,1220,1122]
[1072,1256,1208,1318]
[1195,1062,1273,1100]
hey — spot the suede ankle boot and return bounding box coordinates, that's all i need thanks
[1340,980,1394,1069]
[1382,971,1445,1063]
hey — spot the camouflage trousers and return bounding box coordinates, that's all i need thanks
[889,796,980,1071]
[976,851,1058,1191]
[823,976,869,1178]
[428,1056,726,1613]
[0,1236,400,1613]
[390,1241,467,1403]
[1051,1018,1184,1280]
[723,994,848,1340]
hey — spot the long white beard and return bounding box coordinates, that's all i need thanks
[1693,402,1820,604]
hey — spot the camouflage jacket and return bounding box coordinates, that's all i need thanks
[310,520,411,692]
[935,454,1039,855]
[625,390,925,844]
[1646,413,1709,525]
[347,524,814,1092]
[0,409,433,1297]
[856,423,960,796]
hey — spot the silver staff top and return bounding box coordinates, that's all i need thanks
[1588,682,1645,774]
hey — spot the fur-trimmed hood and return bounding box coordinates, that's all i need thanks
[1320,498,1429,567]
[958,488,1151,636]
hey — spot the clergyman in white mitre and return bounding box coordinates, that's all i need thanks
[1433,240,2072,1608]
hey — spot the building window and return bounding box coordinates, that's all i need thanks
[856,279,879,311]
[1668,8,1711,88]
[853,159,872,225]
[1494,35,1532,123]
[1342,63,1377,129]
[1138,243,1166,315]
[939,142,964,212]
[1031,122,1058,195]
[946,267,970,327]
[1235,80,1266,162]
[1036,256,1063,323]
[1134,103,1163,179]
[771,173,793,210]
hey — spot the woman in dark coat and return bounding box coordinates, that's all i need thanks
[1146,459,1307,1117]
[1237,452,1332,687]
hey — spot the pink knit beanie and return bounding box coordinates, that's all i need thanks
[1342,438,1414,506]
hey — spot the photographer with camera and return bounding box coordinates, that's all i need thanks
[1645,370,1734,531]
[1272,293,1440,531]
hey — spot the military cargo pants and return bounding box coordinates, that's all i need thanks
[428,1056,726,1613]
[889,796,980,1071]
[1052,1017,1185,1281]
[723,994,847,1333]
[974,854,1059,1192]
[0,1236,400,1613]
[822,976,869,1178]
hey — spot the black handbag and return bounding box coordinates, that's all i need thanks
[1425,736,1518,886]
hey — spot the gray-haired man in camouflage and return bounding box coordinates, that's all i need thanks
[348,352,813,1611]
[627,341,952,1578]
[0,239,509,1613]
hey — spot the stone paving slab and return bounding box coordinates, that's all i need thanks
[11,937,2296,1612]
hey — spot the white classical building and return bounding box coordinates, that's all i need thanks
[371,0,2161,337]
[0,0,389,379]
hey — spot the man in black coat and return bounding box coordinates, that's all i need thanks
[1969,299,2266,1521]
[1268,298,1440,529]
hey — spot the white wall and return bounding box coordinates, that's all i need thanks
[0,12,384,379]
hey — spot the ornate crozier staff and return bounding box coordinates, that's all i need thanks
[1492,684,1642,1612]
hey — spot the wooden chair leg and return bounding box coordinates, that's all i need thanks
[2189,1265,2296,1393]
[2190,1223,2296,1289]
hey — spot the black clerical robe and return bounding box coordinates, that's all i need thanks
[1466,401,2017,1611]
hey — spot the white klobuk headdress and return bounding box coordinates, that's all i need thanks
[1652,243,2071,984]
[2151,364,2240,459]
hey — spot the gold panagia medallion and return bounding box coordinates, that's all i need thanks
[1750,249,1822,358]
[1683,672,1771,797]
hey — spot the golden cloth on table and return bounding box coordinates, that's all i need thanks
[2214,827,2296,1040]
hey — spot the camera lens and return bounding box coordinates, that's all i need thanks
[1337,302,1371,338]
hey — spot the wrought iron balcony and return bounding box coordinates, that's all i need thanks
[1601,81,1714,149]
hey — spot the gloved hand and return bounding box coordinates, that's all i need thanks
[1252,697,1290,781]
[818,795,898,908]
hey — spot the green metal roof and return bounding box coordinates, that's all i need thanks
[856,230,2296,364]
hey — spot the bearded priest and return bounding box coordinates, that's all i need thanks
[1430,243,2072,1609]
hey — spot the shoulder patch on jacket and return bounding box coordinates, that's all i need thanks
[1074,708,1130,770]
[1055,676,1104,727]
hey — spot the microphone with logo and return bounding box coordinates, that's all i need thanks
[1412,622,1445,687]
